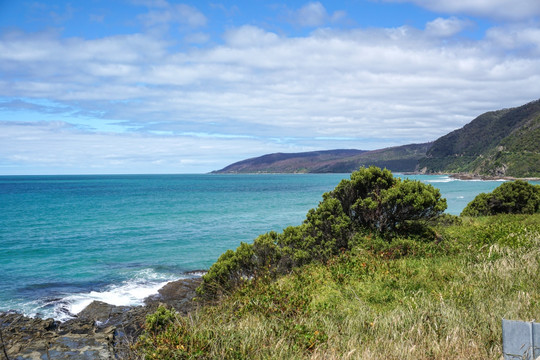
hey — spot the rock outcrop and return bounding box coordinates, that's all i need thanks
[0,277,202,360]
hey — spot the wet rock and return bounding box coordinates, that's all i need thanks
[0,276,203,359]
[146,277,202,314]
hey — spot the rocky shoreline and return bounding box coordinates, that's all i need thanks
[0,277,202,360]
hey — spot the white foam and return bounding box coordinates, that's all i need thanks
[425,177,455,183]
[45,269,182,322]
[187,271,207,277]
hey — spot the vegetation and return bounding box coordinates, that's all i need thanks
[134,214,540,359]
[197,167,446,298]
[133,168,540,359]
[461,180,540,216]
[213,143,431,174]
[420,99,540,177]
[215,99,540,178]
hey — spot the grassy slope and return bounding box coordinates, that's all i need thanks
[134,214,540,359]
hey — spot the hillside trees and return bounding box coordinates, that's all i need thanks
[198,166,447,299]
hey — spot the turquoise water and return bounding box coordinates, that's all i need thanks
[0,173,537,320]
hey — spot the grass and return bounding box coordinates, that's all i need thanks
[132,214,540,359]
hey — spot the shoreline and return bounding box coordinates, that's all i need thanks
[0,275,204,359]
[447,173,540,181]
[399,171,540,181]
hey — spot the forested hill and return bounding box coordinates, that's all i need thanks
[212,144,431,173]
[419,99,540,177]
[213,99,540,177]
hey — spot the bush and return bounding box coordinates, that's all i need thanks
[327,166,447,235]
[198,167,447,299]
[197,242,255,297]
[279,197,352,267]
[461,180,540,216]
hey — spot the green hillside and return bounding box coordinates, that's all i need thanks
[213,143,431,174]
[214,99,540,178]
[419,99,540,177]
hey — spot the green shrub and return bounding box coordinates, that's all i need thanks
[135,306,211,359]
[279,197,352,267]
[197,242,255,297]
[462,180,540,216]
[198,167,447,299]
[327,166,447,235]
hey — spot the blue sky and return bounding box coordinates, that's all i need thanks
[1,0,540,174]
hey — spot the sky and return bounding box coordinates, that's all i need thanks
[1,0,539,174]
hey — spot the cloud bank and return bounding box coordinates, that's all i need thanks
[1,1,539,173]
[382,0,540,20]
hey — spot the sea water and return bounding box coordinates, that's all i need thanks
[1,173,537,320]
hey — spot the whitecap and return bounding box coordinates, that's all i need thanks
[29,268,183,321]
[425,176,455,183]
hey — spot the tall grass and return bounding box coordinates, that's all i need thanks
[133,214,540,359]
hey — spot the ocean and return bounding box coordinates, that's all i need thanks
[1,173,537,320]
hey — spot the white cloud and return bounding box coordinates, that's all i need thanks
[0,121,299,174]
[382,0,540,20]
[2,21,540,173]
[223,26,280,47]
[425,17,473,37]
[486,25,540,55]
[291,2,347,27]
[297,2,328,27]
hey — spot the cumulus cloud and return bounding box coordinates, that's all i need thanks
[486,25,540,56]
[290,2,347,27]
[2,17,540,173]
[381,0,540,20]
[425,17,473,37]
[223,26,280,47]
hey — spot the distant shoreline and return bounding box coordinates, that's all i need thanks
[447,173,540,182]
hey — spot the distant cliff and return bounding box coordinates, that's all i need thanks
[213,99,540,177]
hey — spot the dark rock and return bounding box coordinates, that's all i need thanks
[145,277,202,314]
[0,276,203,359]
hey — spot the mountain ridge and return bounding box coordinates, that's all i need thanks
[213,99,540,177]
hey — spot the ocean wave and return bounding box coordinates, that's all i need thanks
[424,176,455,183]
[22,268,183,321]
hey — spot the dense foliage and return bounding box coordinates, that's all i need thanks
[197,167,446,299]
[461,180,540,216]
[134,214,540,359]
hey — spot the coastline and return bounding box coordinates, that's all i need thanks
[448,173,540,181]
[0,276,203,359]
[399,171,540,182]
